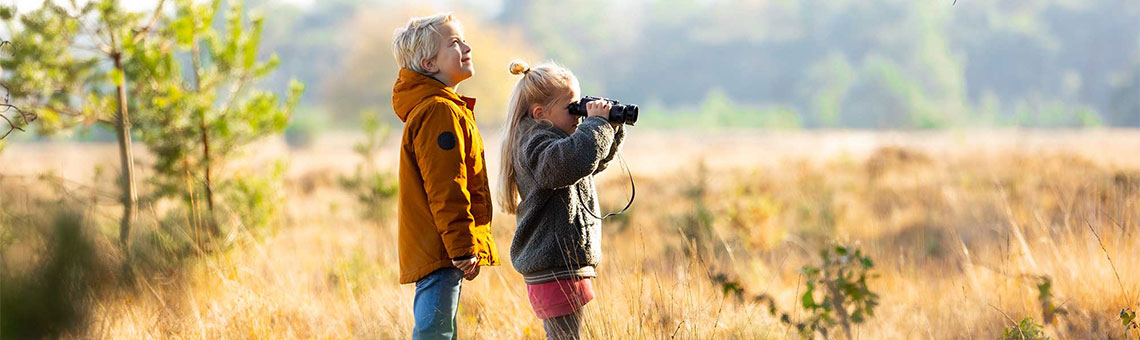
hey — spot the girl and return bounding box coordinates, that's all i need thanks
[498,60,625,340]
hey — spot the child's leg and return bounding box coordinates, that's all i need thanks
[542,307,584,340]
[412,268,464,340]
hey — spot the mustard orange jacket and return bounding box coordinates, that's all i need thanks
[392,68,500,284]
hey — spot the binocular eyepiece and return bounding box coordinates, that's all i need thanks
[568,96,638,126]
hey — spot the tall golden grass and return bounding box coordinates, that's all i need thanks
[1,130,1137,339]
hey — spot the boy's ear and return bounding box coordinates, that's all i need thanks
[420,57,438,74]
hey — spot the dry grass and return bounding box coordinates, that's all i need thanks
[2,129,1138,339]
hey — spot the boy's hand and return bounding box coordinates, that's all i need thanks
[586,100,612,121]
[452,256,479,278]
[463,265,480,281]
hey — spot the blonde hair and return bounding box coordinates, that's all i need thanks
[392,13,457,74]
[498,60,580,214]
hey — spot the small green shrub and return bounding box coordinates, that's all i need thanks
[1122,306,1139,339]
[713,245,879,340]
[1001,317,1052,340]
[338,111,397,223]
[795,246,879,339]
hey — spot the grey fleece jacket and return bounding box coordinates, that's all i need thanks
[509,116,626,284]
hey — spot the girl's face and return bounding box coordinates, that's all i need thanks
[535,88,582,135]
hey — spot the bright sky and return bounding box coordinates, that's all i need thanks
[8,0,505,19]
[10,0,316,12]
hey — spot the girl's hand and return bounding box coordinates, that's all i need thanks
[586,100,612,121]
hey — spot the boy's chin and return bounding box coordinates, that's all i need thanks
[452,69,474,83]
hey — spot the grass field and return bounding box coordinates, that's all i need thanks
[2,129,1138,339]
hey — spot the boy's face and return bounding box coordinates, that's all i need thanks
[423,21,473,87]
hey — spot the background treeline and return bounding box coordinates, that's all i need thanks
[258,0,1139,130]
[4,0,1138,139]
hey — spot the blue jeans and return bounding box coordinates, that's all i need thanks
[412,268,464,340]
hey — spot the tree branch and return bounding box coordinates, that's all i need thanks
[216,73,251,121]
[132,0,167,45]
[0,103,36,140]
[0,110,20,139]
[74,43,113,54]
[0,40,36,140]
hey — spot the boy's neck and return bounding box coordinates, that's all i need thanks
[428,74,460,90]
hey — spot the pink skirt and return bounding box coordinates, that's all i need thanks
[526,278,595,319]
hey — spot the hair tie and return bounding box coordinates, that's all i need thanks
[509,60,531,76]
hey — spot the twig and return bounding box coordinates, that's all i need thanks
[1,40,38,140]
[132,0,167,44]
[0,103,37,140]
[1084,217,1133,306]
[711,291,727,334]
[988,303,1025,339]
[994,177,1041,272]
[215,74,251,121]
[0,108,22,138]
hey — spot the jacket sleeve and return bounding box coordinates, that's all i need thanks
[521,116,616,189]
[412,101,476,259]
[592,124,625,175]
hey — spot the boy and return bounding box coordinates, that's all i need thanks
[391,13,499,340]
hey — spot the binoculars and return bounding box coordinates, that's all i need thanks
[568,96,638,126]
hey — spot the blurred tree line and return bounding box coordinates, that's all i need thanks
[500,0,1138,128]
[3,0,1138,138]
[235,0,1139,129]
[227,0,538,136]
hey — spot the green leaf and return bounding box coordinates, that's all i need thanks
[109,68,123,87]
[220,1,241,69]
[801,282,816,309]
[243,16,264,69]
[251,54,281,78]
[285,79,305,111]
[171,14,194,46]
[216,116,231,138]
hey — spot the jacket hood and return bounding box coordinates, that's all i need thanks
[391,68,476,122]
